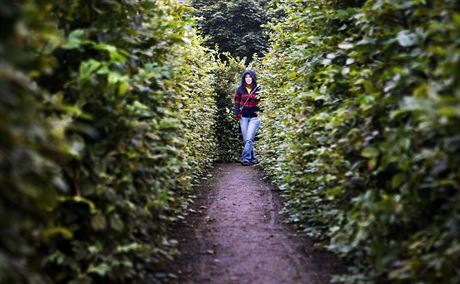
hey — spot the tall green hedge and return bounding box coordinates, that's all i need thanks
[0,1,66,282]
[0,0,219,282]
[259,0,460,282]
[191,0,269,61]
[212,53,246,162]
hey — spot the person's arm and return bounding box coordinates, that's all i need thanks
[233,92,242,118]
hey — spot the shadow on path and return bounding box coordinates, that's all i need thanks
[167,163,345,284]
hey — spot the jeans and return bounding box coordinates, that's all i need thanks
[239,117,261,162]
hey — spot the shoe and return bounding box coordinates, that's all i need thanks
[249,158,259,165]
[241,160,251,166]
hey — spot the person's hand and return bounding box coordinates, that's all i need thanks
[235,113,242,119]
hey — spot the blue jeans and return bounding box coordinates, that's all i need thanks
[239,117,261,162]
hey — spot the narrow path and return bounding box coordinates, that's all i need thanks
[169,163,344,284]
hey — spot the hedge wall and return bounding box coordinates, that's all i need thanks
[212,53,246,162]
[0,1,67,282]
[0,0,220,283]
[258,0,460,282]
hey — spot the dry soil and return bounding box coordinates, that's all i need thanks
[168,163,345,284]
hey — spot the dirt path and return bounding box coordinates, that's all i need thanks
[169,163,344,284]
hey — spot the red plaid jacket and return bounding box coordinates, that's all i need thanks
[233,85,261,118]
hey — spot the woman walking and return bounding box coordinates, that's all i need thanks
[233,70,262,166]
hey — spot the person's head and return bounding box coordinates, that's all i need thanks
[241,70,257,87]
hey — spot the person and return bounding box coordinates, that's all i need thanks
[233,70,262,166]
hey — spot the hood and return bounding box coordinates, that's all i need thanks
[240,70,258,88]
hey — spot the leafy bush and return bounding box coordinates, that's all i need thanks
[0,1,67,282]
[1,0,221,282]
[212,54,247,162]
[258,0,460,282]
[191,0,269,61]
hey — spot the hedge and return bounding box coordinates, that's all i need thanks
[212,53,247,162]
[258,0,460,282]
[0,0,221,282]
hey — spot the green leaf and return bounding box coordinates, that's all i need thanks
[391,173,405,189]
[88,263,110,276]
[361,147,379,158]
[91,214,107,231]
[62,29,85,49]
[396,30,418,47]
